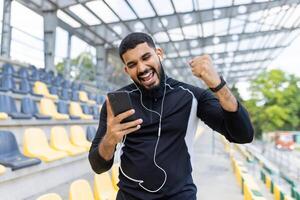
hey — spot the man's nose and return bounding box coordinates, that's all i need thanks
[137,62,148,74]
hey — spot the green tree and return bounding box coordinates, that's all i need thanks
[244,69,300,138]
[55,52,95,82]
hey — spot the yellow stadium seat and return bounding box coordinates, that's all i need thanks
[94,172,117,200]
[79,91,96,105]
[40,98,69,120]
[36,193,62,200]
[111,163,119,191]
[50,126,87,156]
[0,112,8,120]
[69,102,93,120]
[23,128,68,162]
[70,125,91,150]
[33,81,58,100]
[69,179,94,200]
[0,164,6,175]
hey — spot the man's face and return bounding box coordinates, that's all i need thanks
[122,42,163,90]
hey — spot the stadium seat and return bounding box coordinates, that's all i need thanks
[69,102,93,120]
[71,82,80,91]
[21,97,51,120]
[2,63,15,76]
[57,101,80,120]
[62,80,71,89]
[0,112,8,120]
[71,90,79,101]
[70,126,91,150]
[50,126,86,156]
[17,67,29,79]
[86,126,97,142]
[0,131,41,170]
[40,98,69,120]
[0,95,32,119]
[91,105,100,120]
[96,95,105,104]
[49,86,59,95]
[33,81,58,100]
[69,179,94,200]
[29,68,39,82]
[94,172,117,200]
[0,164,6,175]
[52,75,64,87]
[0,75,28,94]
[36,193,62,200]
[111,163,120,191]
[79,84,84,91]
[79,91,96,104]
[60,88,70,101]
[23,128,68,162]
[19,78,42,96]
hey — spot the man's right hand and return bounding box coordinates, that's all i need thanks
[98,97,143,161]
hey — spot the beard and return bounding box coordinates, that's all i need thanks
[135,62,164,91]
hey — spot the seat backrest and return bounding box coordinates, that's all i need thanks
[81,104,90,114]
[0,131,20,156]
[69,179,94,200]
[40,98,57,116]
[86,126,96,142]
[91,105,100,116]
[19,79,31,93]
[69,102,83,115]
[57,101,68,114]
[71,90,79,101]
[79,91,88,102]
[9,96,19,113]
[18,67,29,79]
[36,193,62,200]
[94,172,115,196]
[33,81,49,95]
[62,80,71,88]
[0,95,10,113]
[70,126,86,142]
[60,89,70,100]
[2,63,15,75]
[1,75,16,90]
[21,97,34,114]
[51,126,71,147]
[23,128,50,151]
[49,86,59,95]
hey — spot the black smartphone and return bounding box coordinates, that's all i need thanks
[107,91,137,123]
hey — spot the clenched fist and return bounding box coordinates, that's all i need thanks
[188,54,221,88]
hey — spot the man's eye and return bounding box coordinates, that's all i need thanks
[128,64,136,68]
[143,55,150,60]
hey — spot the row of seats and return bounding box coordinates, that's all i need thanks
[1,63,81,90]
[0,94,101,120]
[36,164,119,200]
[0,126,96,170]
[0,75,105,104]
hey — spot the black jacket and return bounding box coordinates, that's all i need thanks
[88,76,254,199]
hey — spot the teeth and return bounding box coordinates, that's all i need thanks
[140,71,153,79]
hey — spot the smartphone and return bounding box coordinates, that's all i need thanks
[107,91,137,123]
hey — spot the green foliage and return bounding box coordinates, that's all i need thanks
[244,69,300,138]
[55,52,95,81]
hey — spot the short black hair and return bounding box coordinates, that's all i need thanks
[119,32,156,63]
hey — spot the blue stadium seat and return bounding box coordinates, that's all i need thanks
[88,92,96,101]
[79,84,85,91]
[91,105,100,120]
[17,67,29,79]
[57,101,80,120]
[86,126,97,142]
[0,95,32,119]
[60,88,70,101]
[0,131,41,170]
[2,63,16,76]
[19,78,42,97]
[29,68,40,82]
[0,75,27,94]
[21,97,51,120]
[71,90,79,101]
[96,95,105,104]
[49,86,59,95]
[62,80,71,89]
[52,74,64,87]
[81,104,91,115]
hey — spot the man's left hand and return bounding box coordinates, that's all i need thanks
[188,54,221,88]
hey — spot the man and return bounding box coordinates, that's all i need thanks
[89,32,254,200]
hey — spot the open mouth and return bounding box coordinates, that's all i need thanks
[139,70,156,87]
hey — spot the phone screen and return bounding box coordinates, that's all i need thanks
[107,91,137,123]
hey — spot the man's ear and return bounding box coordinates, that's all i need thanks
[124,66,129,74]
[156,48,164,60]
